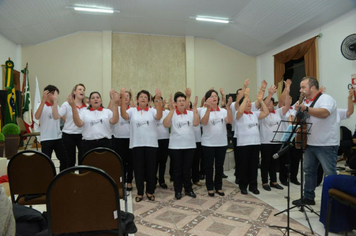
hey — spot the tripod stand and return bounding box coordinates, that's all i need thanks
[269,118,314,235]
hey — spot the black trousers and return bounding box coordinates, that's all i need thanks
[156,139,169,184]
[191,142,202,183]
[232,135,238,179]
[202,146,227,191]
[236,145,260,191]
[81,138,112,162]
[260,144,281,184]
[132,147,157,196]
[62,132,83,168]
[112,138,133,183]
[279,145,302,182]
[170,149,195,193]
[41,139,68,172]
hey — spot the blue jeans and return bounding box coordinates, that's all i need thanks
[303,145,338,200]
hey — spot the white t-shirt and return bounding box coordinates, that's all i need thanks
[304,93,338,146]
[230,101,257,133]
[59,101,86,134]
[156,110,170,140]
[79,108,113,140]
[199,107,228,147]
[168,110,196,149]
[234,111,261,146]
[112,107,131,139]
[337,108,348,124]
[37,102,62,141]
[259,108,283,144]
[127,107,158,148]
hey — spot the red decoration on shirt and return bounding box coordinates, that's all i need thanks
[126,106,130,110]
[137,106,149,111]
[45,101,53,106]
[89,107,103,111]
[76,103,87,109]
[244,111,253,114]
[305,92,322,104]
[176,109,187,115]
[210,107,220,111]
[270,110,275,114]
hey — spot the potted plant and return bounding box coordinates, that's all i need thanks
[0,133,4,157]
[2,123,20,158]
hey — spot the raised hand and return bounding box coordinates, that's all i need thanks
[227,96,233,107]
[220,87,225,96]
[193,96,198,109]
[120,87,126,98]
[244,88,250,97]
[53,91,59,102]
[205,97,213,108]
[67,94,75,106]
[268,85,277,95]
[261,80,267,90]
[169,94,175,110]
[185,87,192,98]
[42,90,49,102]
[155,88,162,101]
[243,78,250,88]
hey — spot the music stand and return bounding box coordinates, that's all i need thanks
[268,116,313,236]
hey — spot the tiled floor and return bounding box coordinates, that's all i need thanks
[28,154,355,236]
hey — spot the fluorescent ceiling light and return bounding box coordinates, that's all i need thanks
[195,17,231,24]
[74,6,115,13]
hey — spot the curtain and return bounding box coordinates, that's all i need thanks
[274,36,318,99]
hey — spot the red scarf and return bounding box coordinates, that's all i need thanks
[45,101,53,106]
[137,106,149,111]
[89,107,103,111]
[176,109,187,115]
[244,111,253,114]
[305,92,322,104]
[210,106,220,111]
[76,102,87,109]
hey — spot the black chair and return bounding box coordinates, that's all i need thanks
[7,150,56,206]
[325,188,356,236]
[16,117,40,150]
[80,147,127,212]
[46,165,123,236]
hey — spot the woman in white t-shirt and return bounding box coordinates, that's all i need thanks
[120,88,163,202]
[259,96,290,191]
[70,90,120,156]
[163,92,200,200]
[154,96,170,189]
[53,83,86,167]
[235,88,269,195]
[200,89,232,197]
[111,90,134,191]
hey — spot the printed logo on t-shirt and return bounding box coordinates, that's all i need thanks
[211,118,223,125]
[48,113,53,119]
[247,123,259,129]
[136,120,149,128]
[176,121,190,128]
[268,122,279,128]
[90,119,103,126]
[120,120,130,125]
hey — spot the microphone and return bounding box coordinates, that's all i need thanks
[273,143,293,159]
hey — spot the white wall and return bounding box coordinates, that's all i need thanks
[194,38,257,100]
[0,35,21,89]
[257,9,356,131]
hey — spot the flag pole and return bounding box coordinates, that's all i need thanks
[20,63,28,117]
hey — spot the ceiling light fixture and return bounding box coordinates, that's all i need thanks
[193,16,232,24]
[72,6,118,14]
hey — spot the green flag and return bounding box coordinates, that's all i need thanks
[4,59,17,124]
[21,66,32,132]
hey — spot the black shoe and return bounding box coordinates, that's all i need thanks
[199,175,205,180]
[291,179,301,185]
[240,189,248,195]
[222,173,228,178]
[208,191,215,197]
[262,185,271,191]
[270,183,284,190]
[160,183,168,189]
[185,191,197,198]
[281,181,289,186]
[250,189,260,195]
[216,190,225,196]
[292,198,315,206]
[175,192,182,200]
[235,178,239,184]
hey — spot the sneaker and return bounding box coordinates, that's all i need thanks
[292,198,315,206]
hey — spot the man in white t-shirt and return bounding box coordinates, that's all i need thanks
[292,77,338,206]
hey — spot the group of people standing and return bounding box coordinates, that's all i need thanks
[34,76,354,209]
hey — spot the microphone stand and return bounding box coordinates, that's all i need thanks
[269,110,311,236]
